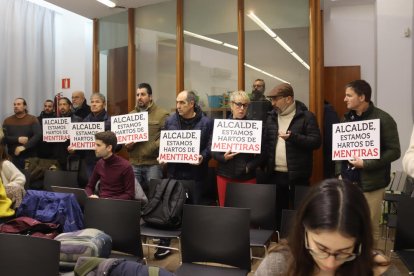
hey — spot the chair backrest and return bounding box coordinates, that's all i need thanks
[294,185,311,209]
[394,196,414,251]
[225,183,276,230]
[44,170,79,190]
[280,209,297,239]
[83,198,143,258]
[0,233,60,276]
[387,171,407,193]
[180,204,251,271]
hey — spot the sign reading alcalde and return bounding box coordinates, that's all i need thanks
[69,122,105,150]
[42,118,71,142]
[111,113,149,144]
[158,130,201,164]
[332,119,380,160]
[211,119,262,154]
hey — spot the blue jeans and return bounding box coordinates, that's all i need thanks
[132,164,163,195]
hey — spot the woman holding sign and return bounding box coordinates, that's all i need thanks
[212,90,263,207]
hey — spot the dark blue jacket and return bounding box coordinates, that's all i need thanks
[164,106,213,181]
[16,190,84,232]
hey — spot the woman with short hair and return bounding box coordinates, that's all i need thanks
[212,90,263,206]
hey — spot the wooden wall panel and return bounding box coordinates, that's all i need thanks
[324,66,361,118]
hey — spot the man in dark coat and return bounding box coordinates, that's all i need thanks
[71,91,91,119]
[155,90,213,259]
[263,83,321,229]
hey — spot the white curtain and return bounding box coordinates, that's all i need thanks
[0,0,55,121]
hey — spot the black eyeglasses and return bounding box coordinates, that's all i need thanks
[232,102,249,109]
[266,95,284,102]
[304,232,361,262]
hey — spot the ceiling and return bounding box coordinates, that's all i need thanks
[44,0,376,20]
[44,0,169,19]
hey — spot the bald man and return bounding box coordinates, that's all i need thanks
[71,91,91,119]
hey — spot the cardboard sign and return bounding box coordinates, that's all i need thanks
[158,130,201,164]
[42,118,71,142]
[211,119,262,154]
[111,113,149,144]
[69,122,105,150]
[332,119,380,160]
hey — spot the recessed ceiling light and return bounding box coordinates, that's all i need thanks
[96,0,116,8]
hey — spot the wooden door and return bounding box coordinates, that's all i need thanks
[324,66,361,118]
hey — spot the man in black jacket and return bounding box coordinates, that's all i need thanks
[71,91,91,119]
[263,83,321,229]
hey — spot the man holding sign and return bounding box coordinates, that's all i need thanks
[156,90,212,259]
[126,83,169,195]
[336,80,400,246]
[263,83,321,229]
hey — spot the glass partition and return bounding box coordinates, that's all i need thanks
[135,1,177,113]
[184,0,238,118]
[244,0,309,105]
[99,11,128,115]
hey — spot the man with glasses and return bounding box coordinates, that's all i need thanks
[262,83,321,229]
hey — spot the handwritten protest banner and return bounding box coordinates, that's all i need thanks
[158,130,201,164]
[111,113,149,144]
[69,122,105,150]
[332,119,380,160]
[211,119,262,154]
[42,118,71,142]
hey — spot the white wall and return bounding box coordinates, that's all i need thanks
[55,12,93,100]
[376,0,414,171]
[324,0,414,171]
[324,4,376,95]
[26,0,93,101]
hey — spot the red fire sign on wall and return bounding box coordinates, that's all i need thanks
[62,78,70,89]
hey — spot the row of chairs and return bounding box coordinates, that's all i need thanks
[0,200,252,276]
[381,171,414,274]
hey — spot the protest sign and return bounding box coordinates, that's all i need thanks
[158,130,201,164]
[42,117,71,142]
[69,122,105,150]
[332,119,380,160]
[211,119,262,154]
[111,113,149,144]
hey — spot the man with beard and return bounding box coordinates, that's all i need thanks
[53,97,82,170]
[3,98,42,169]
[71,91,91,119]
[263,83,321,229]
[126,83,169,195]
[37,99,56,159]
[248,78,272,122]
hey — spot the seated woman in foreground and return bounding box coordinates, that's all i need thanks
[255,178,398,276]
[0,143,26,209]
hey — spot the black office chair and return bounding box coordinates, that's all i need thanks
[392,196,414,274]
[83,198,143,260]
[293,185,311,209]
[225,183,277,259]
[0,233,60,276]
[175,205,251,276]
[43,170,79,190]
[140,179,194,261]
